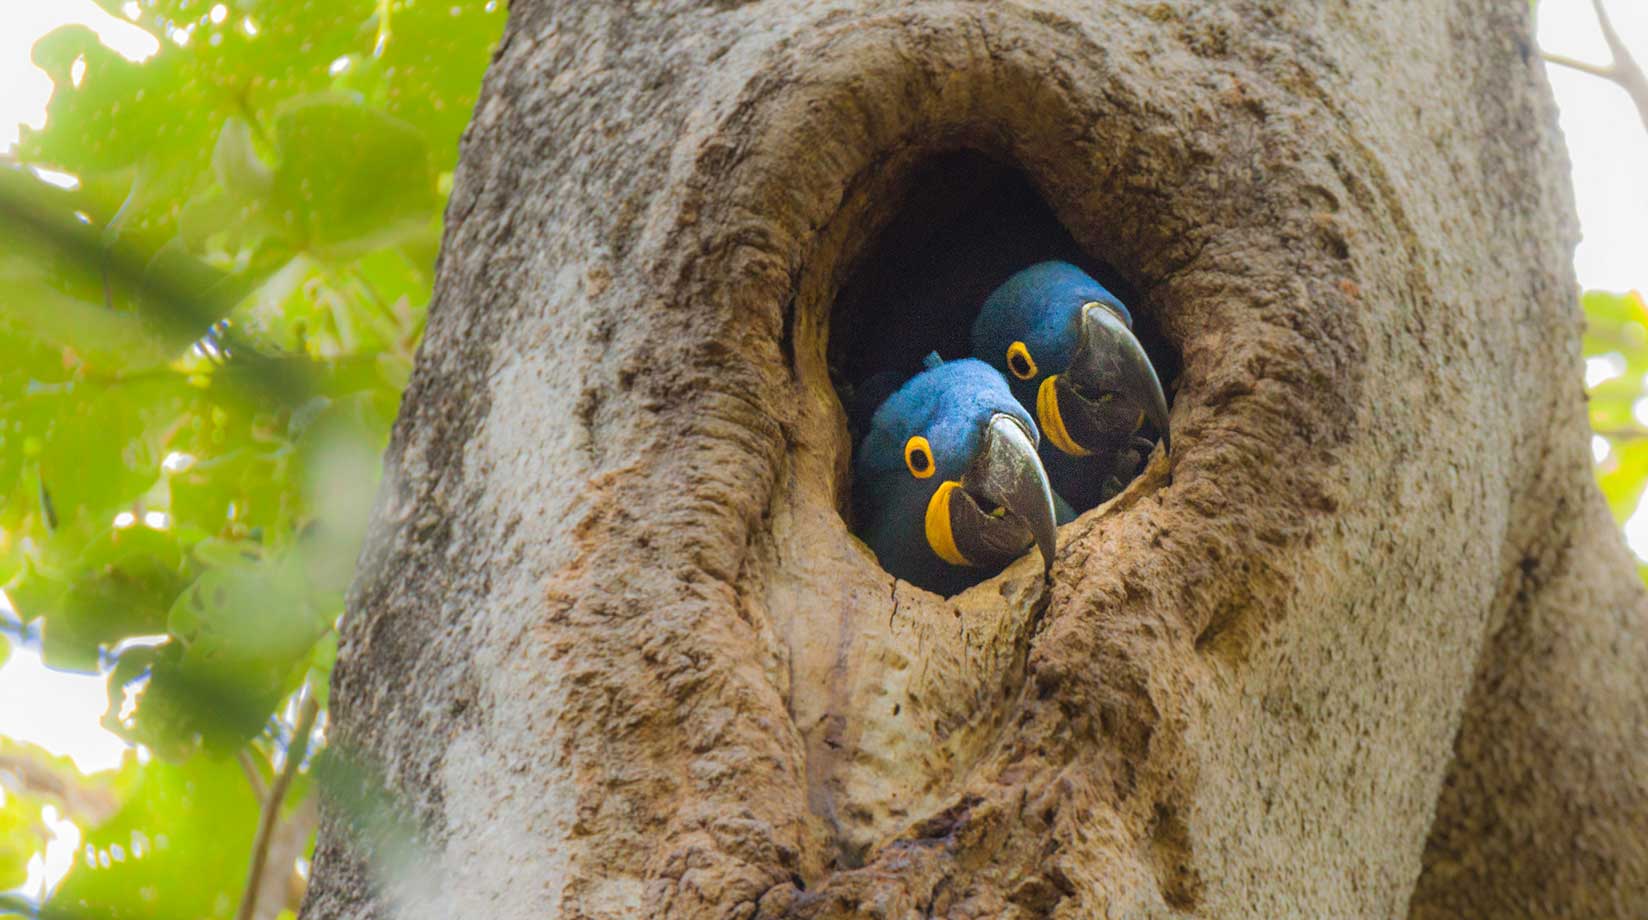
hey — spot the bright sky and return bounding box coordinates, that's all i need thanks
[0,0,1644,888]
[1540,0,1648,293]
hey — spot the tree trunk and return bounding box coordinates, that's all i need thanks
[302,1,1648,917]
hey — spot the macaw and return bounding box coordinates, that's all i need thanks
[971,261,1171,514]
[852,356,1059,596]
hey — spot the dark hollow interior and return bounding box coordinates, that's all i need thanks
[830,149,1180,443]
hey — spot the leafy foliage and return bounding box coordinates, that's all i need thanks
[1,0,504,914]
[0,740,122,899]
[43,753,260,920]
[1583,290,1648,524]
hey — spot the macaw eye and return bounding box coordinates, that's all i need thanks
[904,436,935,478]
[1006,341,1037,380]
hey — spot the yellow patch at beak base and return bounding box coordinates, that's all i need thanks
[924,480,972,567]
[1037,375,1091,457]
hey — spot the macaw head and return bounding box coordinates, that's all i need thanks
[971,261,1171,459]
[853,357,1058,594]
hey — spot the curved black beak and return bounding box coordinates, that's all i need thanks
[1047,303,1171,456]
[946,413,1058,578]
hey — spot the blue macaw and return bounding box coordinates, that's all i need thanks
[971,261,1171,514]
[853,356,1059,596]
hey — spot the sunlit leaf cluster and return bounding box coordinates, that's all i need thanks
[1583,289,1648,528]
[0,0,503,915]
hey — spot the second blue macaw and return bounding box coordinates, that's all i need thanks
[971,261,1171,514]
[853,356,1059,596]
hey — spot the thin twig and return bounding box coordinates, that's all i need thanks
[266,796,320,918]
[1542,0,1648,134]
[1544,51,1617,80]
[237,749,268,802]
[235,689,321,920]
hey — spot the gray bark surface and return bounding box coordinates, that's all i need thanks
[303,1,1648,917]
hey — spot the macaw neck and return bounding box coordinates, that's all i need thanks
[858,472,974,596]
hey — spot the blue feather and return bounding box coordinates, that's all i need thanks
[971,261,1147,512]
[852,358,1037,594]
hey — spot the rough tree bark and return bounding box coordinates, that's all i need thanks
[302,1,1648,917]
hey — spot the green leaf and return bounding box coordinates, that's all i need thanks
[213,117,275,202]
[1586,289,1648,526]
[270,95,435,258]
[8,375,196,538]
[367,0,508,173]
[0,787,40,892]
[1584,290,1648,371]
[45,753,259,920]
[1588,374,1645,433]
[42,527,190,669]
[1599,436,1648,523]
[117,555,325,755]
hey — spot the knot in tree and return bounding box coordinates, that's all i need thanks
[306,3,1648,918]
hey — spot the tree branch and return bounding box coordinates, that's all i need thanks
[1543,52,1617,80]
[1590,0,1648,132]
[1543,0,1648,134]
[235,689,320,920]
[1591,0,1631,66]
[0,752,118,824]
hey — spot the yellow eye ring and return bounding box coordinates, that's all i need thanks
[904,436,935,479]
[1006,341,1037,380]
